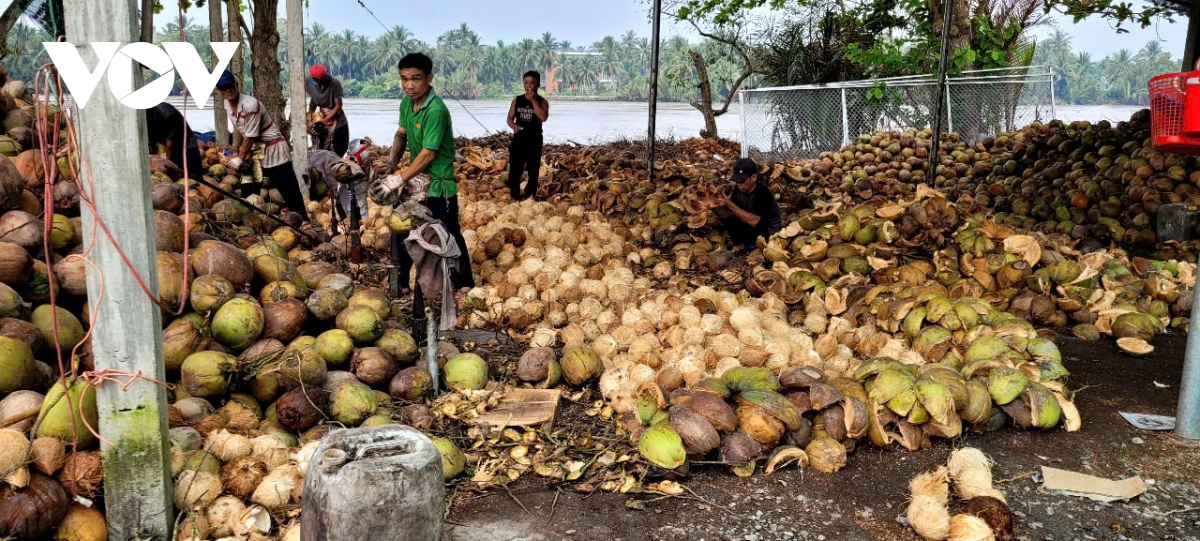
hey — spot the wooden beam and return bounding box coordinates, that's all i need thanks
[64,1,173,538]
[209,0,230,145]
[287,0,308,189]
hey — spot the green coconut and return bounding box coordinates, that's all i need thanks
[1111,312,1160,341]
[181,450,221,474]
[245,240,288,261]
[329,381,377,426]
[314,329,355,367]
[431,437,466,479]
[335,305,383,344]
[376,329,419,364]
[211,298,264,351]
[346,288,390,319]
[914,378,957,426]
[360,414,392,427]
[305,288,348,321]
[638,425,687,470]
[444,353,488,391]
[48,215,74,251]
[189,274,235,314]
[30,304,85,353]
[987,366,1030,406]
[0,334,35,393]
[0,282,24,318]
[721,366,781,393]
[867,368,915,404]
[35,377,99,449]
[254,255,308,295]
[180,351,237,398]
[276,342,328,389]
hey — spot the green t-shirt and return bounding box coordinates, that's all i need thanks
[398,91,457,198]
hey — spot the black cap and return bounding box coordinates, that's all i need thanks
[731,157,757,183]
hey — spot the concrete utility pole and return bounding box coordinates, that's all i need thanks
[646,0,662,183]
[64,1,174,539]
[209,0,230,145]
[287,0,308,188]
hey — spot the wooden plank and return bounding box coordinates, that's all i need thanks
[473,389,561,429]
[66,1,174,538]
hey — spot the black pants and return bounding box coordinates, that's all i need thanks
[507,133,542,200]
[319,124,350,157]
[425,196,475,289]
[262,162,310,221]
[183,145,203,180]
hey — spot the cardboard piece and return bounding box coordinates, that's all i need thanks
[1119,412,1176,431]
[1041,467,1147,503]
[473,388,561,429]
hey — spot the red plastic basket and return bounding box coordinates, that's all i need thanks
[1150,67,1200,155]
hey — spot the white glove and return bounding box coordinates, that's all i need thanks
[227,157,243,171]
[369,173,405,206]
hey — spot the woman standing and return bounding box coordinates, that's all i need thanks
[506,71,549,201]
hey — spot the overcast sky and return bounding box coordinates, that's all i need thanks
[7,0,1190,60]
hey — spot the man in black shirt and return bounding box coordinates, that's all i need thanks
[145,102,202,179]
[716,157,782,252]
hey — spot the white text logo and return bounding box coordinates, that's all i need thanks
[43,42,241,109]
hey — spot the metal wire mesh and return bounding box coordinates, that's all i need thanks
[740,66,1056,161]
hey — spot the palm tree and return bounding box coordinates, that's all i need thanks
[516,38,539,73]
[594,36,622,82]
[538,32,557,77]
[374,25,418,74]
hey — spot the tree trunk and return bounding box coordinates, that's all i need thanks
[928,0,973,66]
[0,0,35,50]
[249,0,288,140]
[689,50,719,139]
[209,0,230,145]
[140,0,154,43]
[226,0,245,148]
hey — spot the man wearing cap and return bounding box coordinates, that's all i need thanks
[716,157,782,252]
[216,70,309,221]
[308,148,366,225]
[306,65,349,156]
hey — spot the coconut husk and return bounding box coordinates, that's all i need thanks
[0,241,30,286]
[947,447,1005,503]
[275,387,327,433]
[11,150,43,190]
[57,451,103,497]
[908,494,951,541]
[0,318,41,352]
[0,154,22,211]
[0,210,42,249]
[0,473,69,539]
[262,298,308,343]
[947,514,995,541]
[29,437,65,475]
[964,496,1012,541]
[192,240,254,287]
[351,347,399,388]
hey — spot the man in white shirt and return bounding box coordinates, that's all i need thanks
[216,70,309,221]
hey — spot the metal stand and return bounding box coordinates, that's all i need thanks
[929,0,954,163]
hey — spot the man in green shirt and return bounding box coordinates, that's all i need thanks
[371,52,474,289]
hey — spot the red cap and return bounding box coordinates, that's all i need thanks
[310,65,327,79]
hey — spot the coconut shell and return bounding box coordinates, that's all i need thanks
[0,318,41,352]
[0,210,42,249]
[51,256,89,297]
[275,387,327,433]
[192,240,254,287]
[53,503,107,541]
[674,390,738,432]
[56,451,102,497]
[0,242,30,286]
[963,496,1011,541]
[262,298,308,343]
[389,367,432,402]
[0,390,43,433]
[668,404,721,455]
[0,156,24,212]
[29,437,64,476]
[517,347,557,383]
[351,347,398,388]
[719,430,762,465]
[0,473,69,539]
[804,436,847,473]
[175,470,222,512]
[153,210,185,253]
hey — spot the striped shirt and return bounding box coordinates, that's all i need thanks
[224,94,291,169]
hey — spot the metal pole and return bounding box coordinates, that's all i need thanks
[840,88,850,147]
[646,0,662,183]
[65,0,173,537]
[287,0,308,197]
[1175,268,1200,439]
[1048,67,1057,120]
[945,84,954,136]
[738,90,747,158]
[427,310,439,396]
[929,0,954,163]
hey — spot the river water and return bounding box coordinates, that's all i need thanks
[166,97,1145,147]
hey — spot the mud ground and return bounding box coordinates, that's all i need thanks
[444,333,1200,541]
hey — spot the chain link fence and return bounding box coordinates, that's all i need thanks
[739,66,1056,161]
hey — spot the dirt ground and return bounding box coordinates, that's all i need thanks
[443,333,1200,541]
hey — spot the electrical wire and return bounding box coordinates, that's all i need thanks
[349,0,494,136]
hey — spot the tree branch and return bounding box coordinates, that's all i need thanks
[0,0,36,50]
[713,68,753,116]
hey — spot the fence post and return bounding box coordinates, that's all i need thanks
[945,84,953,136]
[65,0,174,538]
[739,90,747,158]
[1049,67,1057,120]
[840,88,849,147]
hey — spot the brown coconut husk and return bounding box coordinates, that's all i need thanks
[0,241,31,286]
[262,298,308,343]
[0,318,42,352]
[57,451,103,497]
[191,240,254,287]
[11,150,43,190]
[29,437,65,475]
[0,210,43,249]
[153,210,185,253]
[964,496,1013,541]
[53,256,89,297]
[220,457,269,500]
[907,466,951,541]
